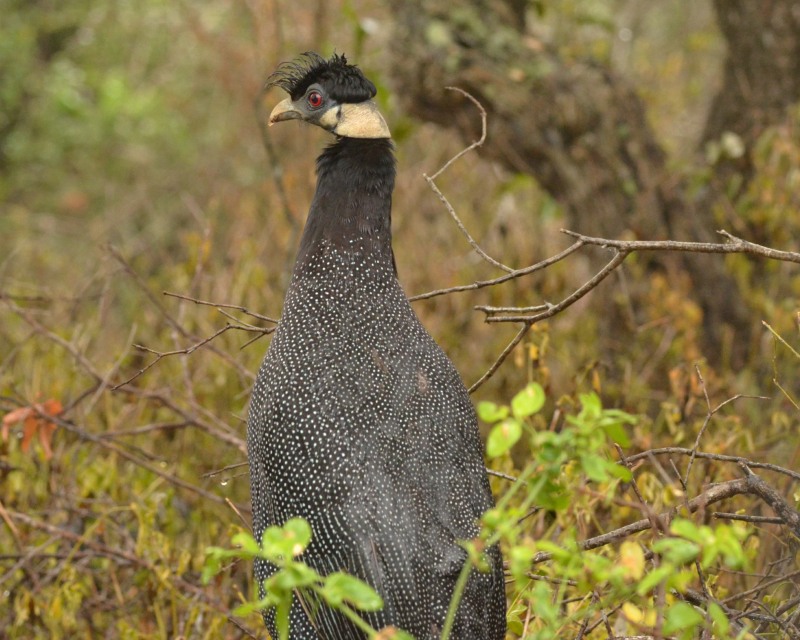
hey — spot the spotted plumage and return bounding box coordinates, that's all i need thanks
[248,53,506,639]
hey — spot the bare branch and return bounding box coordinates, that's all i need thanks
[469,323,531,393]
[713,513,785,524]
[427,87,487,181]
[113,322,272,390]
[423,88,514,273]
[532,478,750,565]
[624,448,800,483]
[738,463,800,538]
[163,290,278,324]
[423,174,515,273]
[684,366,769,486]
[483,250,629,324]
[561,229,800,264]
[409,240,585,302]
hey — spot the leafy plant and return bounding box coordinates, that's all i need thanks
[204,519,414,640]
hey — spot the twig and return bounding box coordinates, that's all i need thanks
[203,460,249,479]
[99,421,191,438]
[409,240,585,302]
[423,88,516,272]
[427,87,487,181]
[616,445,665,535]
[475,304,550,314]
[684,365,768,485]
[713,513,784,524]
[107,246,257,385]
[469,323,531,393]
[113,322,269,389]
[36,407,242,509]
[424,175,515,273]
[726,571,800,609]
[483,250,629,324]
[3,506,254,630]
[531,478,750,565]
[163,290,278,324]
[624,447,800,482]
[738,463,800,538]
[225,497,250,528]
[561,229,800,264]
[468,245,628,393]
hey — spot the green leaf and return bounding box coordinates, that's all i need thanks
[486,418,522,458]
[260,518,313,560]
[578,392,602,417]
[606,462,633,482]
[511,383,545,419]
[635,564,673,595]
[599,415,633,447]
[534,540,571,561]
[283,560,321,588]
[708,602,730,635]
[580,453,608,482]
[231,532,262,556]
[234,593,277,616]
[477,401,509,424]
[670,518,701,542]
[323,572,384,611]
[652,537,700,565]
[663,601,704,634]
[283,517,312,555]
[261,526,290,559]
[202,542,254,583]
[200,549,223,584]
[508,544,536,583]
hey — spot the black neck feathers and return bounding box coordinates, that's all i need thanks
[296,137,396,267]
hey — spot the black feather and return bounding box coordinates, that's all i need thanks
[251,55,506,639]
[266,51,377,103]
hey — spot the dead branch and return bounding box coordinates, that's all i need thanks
[532,466,797,565]
[408,240,585,302]
[624,448,800,483]
[114,321,272,389]
[422,88,515,274]
[163,290,278,324]
[684,365,770,486]
[482,250,628,324]
[562,229,800,264]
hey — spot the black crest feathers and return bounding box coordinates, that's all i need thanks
[266,52,377,103]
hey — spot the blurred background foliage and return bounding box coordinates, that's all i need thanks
[1,0,798,637]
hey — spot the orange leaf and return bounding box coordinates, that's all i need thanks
[2,407,32,443]
[21,413,38,453]
[2,399,63,460]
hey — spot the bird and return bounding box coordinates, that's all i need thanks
[247,52,506,639]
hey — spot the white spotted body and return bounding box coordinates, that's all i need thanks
[249,54,506,639]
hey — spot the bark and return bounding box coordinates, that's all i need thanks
[702,0,800,243]
[383,0,800,367]
[704,0,800,151]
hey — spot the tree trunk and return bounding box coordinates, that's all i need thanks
[383,0,799,367]
[703,0,800,240]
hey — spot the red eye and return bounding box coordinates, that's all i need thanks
[307,91,323,108]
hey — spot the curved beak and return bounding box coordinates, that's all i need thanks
[268,98,302,126]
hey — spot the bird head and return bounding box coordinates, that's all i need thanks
[266,52,390,139]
